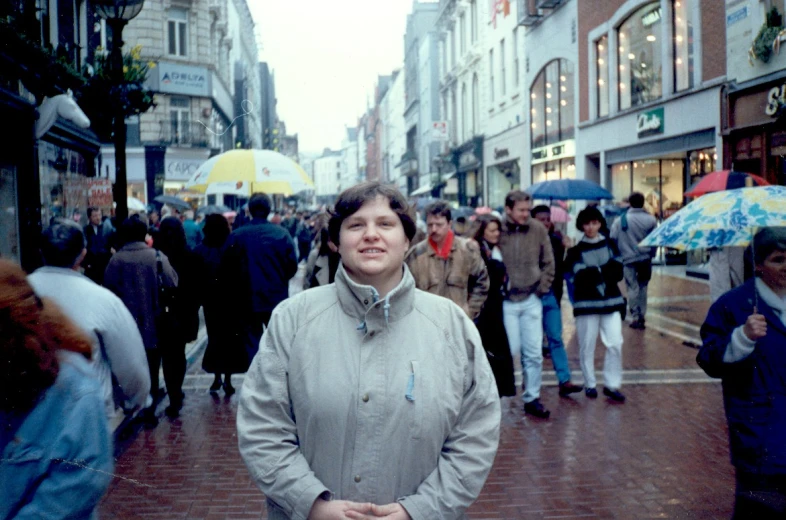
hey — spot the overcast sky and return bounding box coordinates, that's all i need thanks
[249,1,416,153]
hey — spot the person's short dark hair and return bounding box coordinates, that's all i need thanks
[248,193,272,220]
[576,206,605,231]
[328,181,416,246]
[425,201,452,222]
[752,227,786,266]
[40,220,87,268]
[86,207,100,219]
[117,215,149,246]
[531,205,551,217]
[202,214,231,248]
[629,192,645,209]
[505,190,531,209]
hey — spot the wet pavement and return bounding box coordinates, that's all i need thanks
[99,267,735,519]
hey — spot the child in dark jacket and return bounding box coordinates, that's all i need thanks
[564,206,627,402]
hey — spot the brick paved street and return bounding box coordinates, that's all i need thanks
[100,268,736,519]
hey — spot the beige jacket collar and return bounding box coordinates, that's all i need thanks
[335,263,416,331]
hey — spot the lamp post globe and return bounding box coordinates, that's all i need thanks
[94,0,145,223]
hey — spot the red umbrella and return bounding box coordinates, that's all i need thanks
[684,170,769,198]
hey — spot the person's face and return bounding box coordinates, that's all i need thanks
[426,215,451,245]
[72,213,81,223]
[534,211,553,231]
[583,220,601,239]
[483,221,500,245]
[89,210,102,226]
[758,249,786,293]
[338,196,410,288]
[506,200,531,226]
[150,212,159,225]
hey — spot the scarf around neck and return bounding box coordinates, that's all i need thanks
[429,229,455,260]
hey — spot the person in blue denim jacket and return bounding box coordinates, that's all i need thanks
[0,260,113,520]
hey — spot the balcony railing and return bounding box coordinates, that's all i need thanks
[159,121,209,147]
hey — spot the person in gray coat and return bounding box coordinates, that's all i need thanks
[104,215,177,427]
[29,221,150,420]
[610,191,657,329]
[237,182,500,520]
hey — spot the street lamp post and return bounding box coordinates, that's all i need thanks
[94,0,145,223]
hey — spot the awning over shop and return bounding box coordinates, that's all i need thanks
[410,184,432,196]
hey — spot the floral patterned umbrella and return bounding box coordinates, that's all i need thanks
[639,186,786,251]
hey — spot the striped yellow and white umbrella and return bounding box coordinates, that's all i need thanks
[185,149,314,196]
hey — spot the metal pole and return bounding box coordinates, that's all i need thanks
[109,18,129,222]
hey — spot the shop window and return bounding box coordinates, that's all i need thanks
[0,165,19,263]
[688,148,717,187]
[596,36,609,117]
[611,162,632,202]
[167,8,188,57]
[618,2,663,110]
[38,142,95,227]
[532,159,575,185]
[530,59,575,147]
[673,0,694,92]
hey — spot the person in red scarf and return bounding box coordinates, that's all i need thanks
[405,201,489,319]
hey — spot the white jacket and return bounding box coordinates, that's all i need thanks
[237,264,500,520]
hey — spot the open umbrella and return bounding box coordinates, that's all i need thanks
[684,170,770,198]
[527,179,613,201]
[154,195,190,210]
[127,196,146,212]
[185,149,314,196]
[639,186,786,251]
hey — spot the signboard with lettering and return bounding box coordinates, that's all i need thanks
[765,82,786,117]
[88,179,113,207]
[637,107,664,138]
[531,139,576,165]
[432,121,449,142]
[157,62,209,97]
[165,156,207,181]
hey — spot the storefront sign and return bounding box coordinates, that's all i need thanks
[765,83,786,116]
[88,179,113,207]
[165,157,206,181]
[458,151,480,171]
[432,121,449,142]
[637,107,664,137]
[726,6,748,27]
[157,62,209,97]
[494,148,510,160]
[641,7,661,27]
[531,139,576,165]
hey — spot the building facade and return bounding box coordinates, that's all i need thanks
[381,69,407,190]
[313,149,343,206]
[340,127,360,191]
[723,0,786,184]
[576,0,725,226]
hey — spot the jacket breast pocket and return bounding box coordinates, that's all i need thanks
[446,274,467,289]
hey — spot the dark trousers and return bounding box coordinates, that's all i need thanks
[734,472,786,519]
[243,312,272,367]
[145,341,187,406]
[298,241,311,262]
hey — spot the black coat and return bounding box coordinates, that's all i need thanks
[474,241,516,397]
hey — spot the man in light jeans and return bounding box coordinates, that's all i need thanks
[498,191,555,418]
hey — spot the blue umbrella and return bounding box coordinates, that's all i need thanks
[526,179,613,201]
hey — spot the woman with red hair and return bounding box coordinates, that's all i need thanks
[0,259,113,519]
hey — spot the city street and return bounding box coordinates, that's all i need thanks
[99,267,735,519]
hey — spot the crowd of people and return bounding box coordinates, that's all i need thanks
[2,180,785,518]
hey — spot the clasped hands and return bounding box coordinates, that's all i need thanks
[308,498,411,520]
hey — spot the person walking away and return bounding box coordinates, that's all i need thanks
[83,206,113,285]
[473,215,516,396]
[104,215,178,427]
[237,182,500,520]
[0,260,113,519]
[531,206,584,398]
[610,191,657,329]
[497,190,555,418]
[296,212,314,263]
[304,219,341,289]
[195,214,246,394]
[220,193,298,370]
[565,206,627,403]
[697,227,786,517]
[182,209,203,249]
[405,200,489,320]
[155,217,201,417]
[708,246,746,303]
[29,221,150,420]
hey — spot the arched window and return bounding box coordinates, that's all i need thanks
[530,59,574,148]
[618,2,662,109]
[471,74,479,136]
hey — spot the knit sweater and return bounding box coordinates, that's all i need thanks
[564,236,625,317]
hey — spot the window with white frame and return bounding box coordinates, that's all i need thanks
[673,0,694,92]
[489,49,495,102]
[461,83,468,141]
[471,1,478,43]
[618,2,662,109]
[500,38,506,97]
[167,8,188,57]
[472,74,479,135]
[450,27,456,69]
[169,96,191,144]
[513,28,520,88]
[460,14,466,56]
[596,36,609,117]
